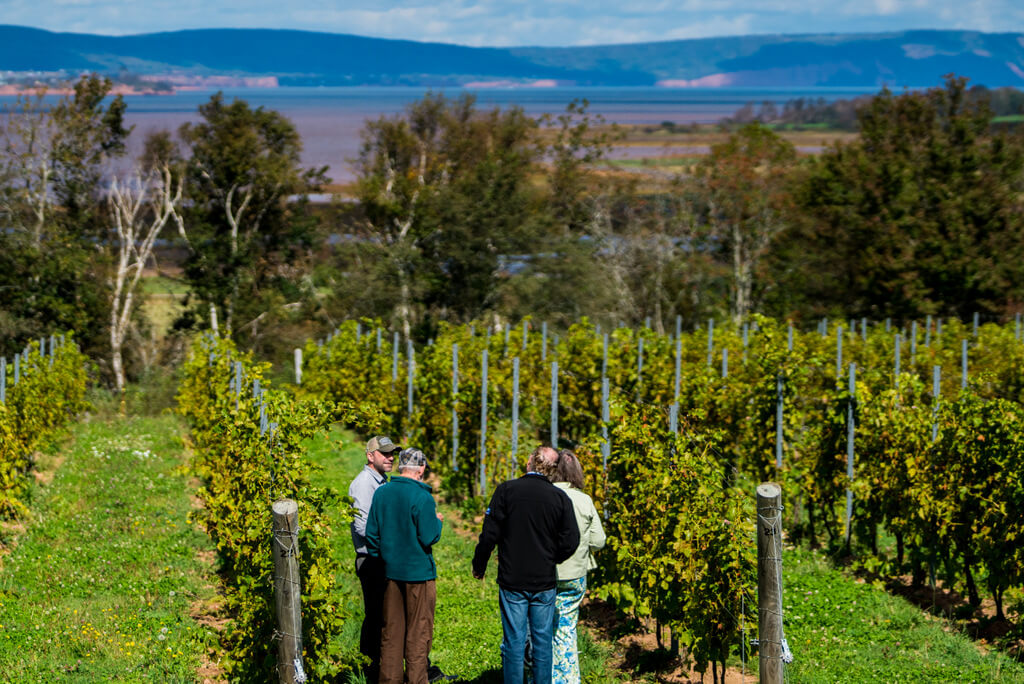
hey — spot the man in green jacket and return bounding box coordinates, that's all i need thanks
[366,447,444,684]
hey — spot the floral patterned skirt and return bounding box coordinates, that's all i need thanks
[553,576,587,684]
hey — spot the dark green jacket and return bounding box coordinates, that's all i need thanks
[365,476,443,582]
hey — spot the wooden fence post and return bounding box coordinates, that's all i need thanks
[757,482,786,684]
[272,499,305,684]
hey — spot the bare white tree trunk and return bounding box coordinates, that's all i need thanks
[0,93,56,246]
[107,164,183,394]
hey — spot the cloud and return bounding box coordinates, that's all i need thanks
[4,0,1023,45]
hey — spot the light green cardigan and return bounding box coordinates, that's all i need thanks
[554,482,607,581]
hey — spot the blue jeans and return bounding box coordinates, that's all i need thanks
[499,587,557,684]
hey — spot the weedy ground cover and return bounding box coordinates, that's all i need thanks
[780,547,1024,683]
[0,414,217,681]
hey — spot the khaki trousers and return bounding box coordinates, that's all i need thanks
[379,578,436,684]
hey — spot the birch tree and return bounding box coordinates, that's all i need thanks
[106,164,183,393]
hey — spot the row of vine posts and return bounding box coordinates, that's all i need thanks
[288,311,1024,683]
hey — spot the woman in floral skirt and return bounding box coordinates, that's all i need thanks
[551,450,606,683]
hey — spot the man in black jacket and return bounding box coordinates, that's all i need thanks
[472,446,580,684]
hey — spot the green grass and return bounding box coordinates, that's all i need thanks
[0,414,217,681]
[606,157,698,169]
[781,547,1024,683]
[138,275,190,296]
[303,427,619,683]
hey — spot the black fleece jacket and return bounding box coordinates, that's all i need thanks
[472,473,580,592]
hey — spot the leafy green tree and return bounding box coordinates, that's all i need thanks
[694,123,796,323]
[792,75,1024,319]
[178,93,326,344]
[349,93,547,338]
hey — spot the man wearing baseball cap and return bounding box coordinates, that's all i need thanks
[366,447,444,684]
[349,435,400,679]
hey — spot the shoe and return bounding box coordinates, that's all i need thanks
[427,665,457,683]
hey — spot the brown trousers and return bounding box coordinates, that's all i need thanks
[379,578,436,684]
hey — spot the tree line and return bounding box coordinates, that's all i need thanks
[723,81,1024,130]
[1,74,1022,390]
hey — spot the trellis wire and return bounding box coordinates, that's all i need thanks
[893,334,901,388]
[844,363,855,544]
[406,339,414,418]
[392,332,399,383]
[775,374,784,469]
[451,343,459,472]
[480,347,488,496]
[706,319,714,368]
[673,337,681,402]
[511,357,520,480]
[637,336,644,397]
[961,339,968,389]
[835,325,844,380]
[550,360,558,446]
[600,376,610,474]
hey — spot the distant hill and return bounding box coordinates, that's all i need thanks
[1,25,1022,88]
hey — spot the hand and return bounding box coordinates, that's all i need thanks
[473,570,484,580]
[436,512,444,521]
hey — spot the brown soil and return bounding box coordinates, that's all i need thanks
[190,549,228,682]
[581,598,751,683]
[32,451,64,485]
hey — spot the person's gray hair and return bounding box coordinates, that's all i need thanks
[529,445,559,479]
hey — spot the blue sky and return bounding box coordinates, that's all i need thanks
[5,0,1024,47]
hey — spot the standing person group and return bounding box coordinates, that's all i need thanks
[349,436,449,684]
[473,446,606,684]
[350,436,606,684]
